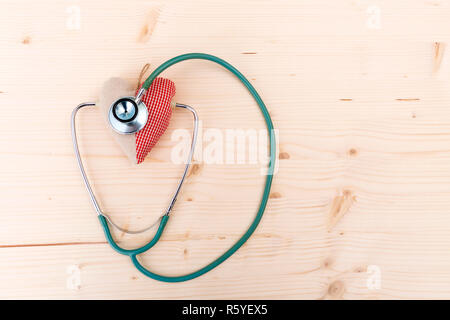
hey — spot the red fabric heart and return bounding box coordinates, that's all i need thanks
[135,77,176,164]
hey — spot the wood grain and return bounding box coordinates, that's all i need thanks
[1,0,450,299]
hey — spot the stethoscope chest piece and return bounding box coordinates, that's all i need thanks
[108,96,148,134]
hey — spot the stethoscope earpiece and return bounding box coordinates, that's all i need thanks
[108,96,148,134]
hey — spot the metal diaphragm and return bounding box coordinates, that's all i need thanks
[108,97,148,134]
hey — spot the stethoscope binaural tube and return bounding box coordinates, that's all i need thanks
[73,53,276,282]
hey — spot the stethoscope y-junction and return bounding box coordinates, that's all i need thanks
[71,53,276,282]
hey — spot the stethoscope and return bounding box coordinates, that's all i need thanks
[71,53,276,282]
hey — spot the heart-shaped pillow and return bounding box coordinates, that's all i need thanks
[135,78,176,163]
[99,77,176,164]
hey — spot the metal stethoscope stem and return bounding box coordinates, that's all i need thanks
[71,101,199,234]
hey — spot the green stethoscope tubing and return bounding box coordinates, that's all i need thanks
[99,53,276,282]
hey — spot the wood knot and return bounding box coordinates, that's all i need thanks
[22,36,31,44]
[279,152,290,159]
[342,189,353,197]
[322,257,333,269]
[354,265,367,273]
[137,8,160,43]
[433,42,446,73]
[348,148,358,156]
[187,163,202,177]
[328,280,345,298]
[328,189,356,231]
[269,192,282,199]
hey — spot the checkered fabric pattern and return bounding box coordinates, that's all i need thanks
[135,77,176,164]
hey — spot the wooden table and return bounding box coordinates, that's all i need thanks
[1,0,450,299]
